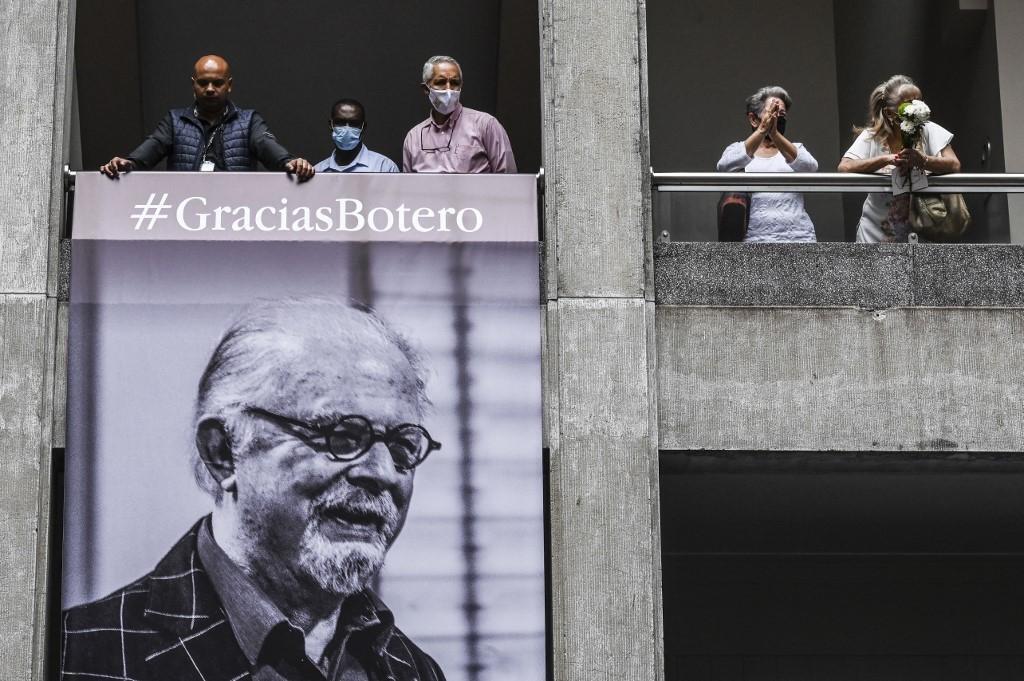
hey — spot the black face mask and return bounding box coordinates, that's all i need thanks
[776,115,787,136]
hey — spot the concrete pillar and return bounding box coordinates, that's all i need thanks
[995,0,1024,243]
[0,0,74,679]
[540,1,663,679]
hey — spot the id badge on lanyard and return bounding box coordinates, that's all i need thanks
[201,123,223,172]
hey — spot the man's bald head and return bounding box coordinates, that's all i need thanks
[193,54,231,79]
[191,55,233,117]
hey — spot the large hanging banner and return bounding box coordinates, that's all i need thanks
[62,172,544,681]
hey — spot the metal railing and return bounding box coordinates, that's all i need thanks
[652,172,1024,193]
[62,166,547,192]
[66,166,1024,194]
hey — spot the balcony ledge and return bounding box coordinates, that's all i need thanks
[654,242,1024,308]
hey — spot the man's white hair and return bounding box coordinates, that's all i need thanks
[422,55,462,84]
[191,295,430,499]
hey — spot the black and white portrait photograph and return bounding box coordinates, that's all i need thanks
[62,238,544,681]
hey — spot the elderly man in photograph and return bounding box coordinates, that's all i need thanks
[402,55,517,173]
[100,54,314,180]
[61,297,445,681]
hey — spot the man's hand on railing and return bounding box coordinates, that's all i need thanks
[285,158,315,182]
[100,157,136,179]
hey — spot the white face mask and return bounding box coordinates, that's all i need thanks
[428,88,461,115]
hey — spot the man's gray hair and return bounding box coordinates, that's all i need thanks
[191,295,430,499]
[422,55,462,84]
[745,85,793,117]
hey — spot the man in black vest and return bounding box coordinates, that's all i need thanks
[100,54,314,180]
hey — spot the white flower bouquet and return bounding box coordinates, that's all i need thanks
[897,99,931,149]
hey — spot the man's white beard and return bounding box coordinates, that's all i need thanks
[297,525,387,596]
[237,482,401,598]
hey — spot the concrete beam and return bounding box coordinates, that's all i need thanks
[548,299,661,681]
[52,302,70,448]
[0,0,73,678]
[0,0,74,296]
[655,243,1024,307]
[657,306,1024,451]
[0,296,58,679]
[541,1,662,679]
[541,0,652,300]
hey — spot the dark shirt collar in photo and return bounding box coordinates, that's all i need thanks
[196,517,393,680]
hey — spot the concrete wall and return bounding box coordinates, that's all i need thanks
[0,0,74,678]
[541,0,664,678]
[655,242,1024,452]
[658,306,1024,451]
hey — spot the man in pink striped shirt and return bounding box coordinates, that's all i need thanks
[402,55,517,174]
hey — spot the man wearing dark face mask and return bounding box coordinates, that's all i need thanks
[314,99,399,174]
[100,54,314,181]
[402,55,517,173]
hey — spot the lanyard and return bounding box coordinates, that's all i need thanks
[202,123,224,163]
[195,107,226,164]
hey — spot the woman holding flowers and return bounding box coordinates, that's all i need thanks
[838,75,961,242]
[717,85,819,242]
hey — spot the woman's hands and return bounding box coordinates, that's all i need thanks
[894,148,926,171]
[839,145,961,175]
[838,153,899,174]
[745,97,796,161]
[892,146,961,174]
[757,100,780,136]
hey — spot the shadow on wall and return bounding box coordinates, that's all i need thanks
[73,0,541,174]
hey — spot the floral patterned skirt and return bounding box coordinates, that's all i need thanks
[881,193,911,243]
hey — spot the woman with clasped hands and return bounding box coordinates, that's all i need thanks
[838,75,961,242]
[716,86,819,242]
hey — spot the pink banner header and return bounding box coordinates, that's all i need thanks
[73,172,539,242]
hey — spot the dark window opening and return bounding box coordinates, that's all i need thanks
[661,451,1024,680]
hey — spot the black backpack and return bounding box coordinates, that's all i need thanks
[717,192,750,242]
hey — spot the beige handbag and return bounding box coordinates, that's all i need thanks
[911,193,971,242]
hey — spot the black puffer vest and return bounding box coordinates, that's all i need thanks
[168,104,257,171]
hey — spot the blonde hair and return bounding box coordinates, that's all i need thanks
[854,74,920,149]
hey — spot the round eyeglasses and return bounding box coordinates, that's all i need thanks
[245,407,441,471]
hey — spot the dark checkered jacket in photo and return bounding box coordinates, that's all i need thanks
[60,518,446,681]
